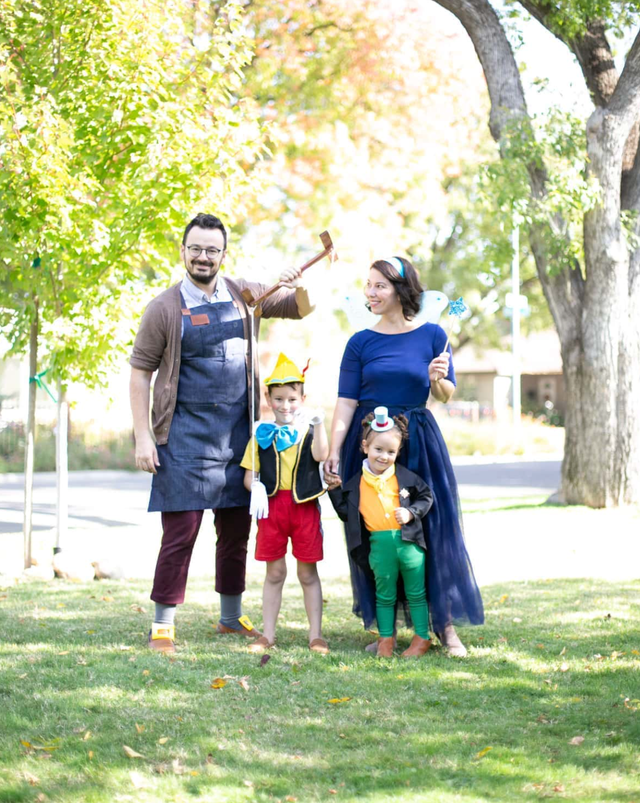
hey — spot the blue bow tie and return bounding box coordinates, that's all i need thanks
[255,423,298,452]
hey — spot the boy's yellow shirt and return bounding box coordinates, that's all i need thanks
[240,427,309,491]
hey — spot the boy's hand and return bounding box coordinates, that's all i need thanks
[394,507,414,525]
[308,408,325,426]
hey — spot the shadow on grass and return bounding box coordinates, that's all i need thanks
[0,577,639,802]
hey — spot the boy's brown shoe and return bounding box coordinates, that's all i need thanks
[247,635,274,654]
[401,635,432,658]
[376,637,395,658]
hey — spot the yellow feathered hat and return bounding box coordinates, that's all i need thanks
[264,353,308,386]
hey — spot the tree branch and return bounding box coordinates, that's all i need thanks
[432,0,583,340]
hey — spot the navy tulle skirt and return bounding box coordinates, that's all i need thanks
[340,404,484,633]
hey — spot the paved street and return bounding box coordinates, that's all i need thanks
[2,459,638,588]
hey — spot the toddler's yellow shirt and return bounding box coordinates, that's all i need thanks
[359,471,400,532]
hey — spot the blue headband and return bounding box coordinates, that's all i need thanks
[384,257,405,278]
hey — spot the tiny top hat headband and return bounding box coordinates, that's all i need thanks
[383,257,405,278]
[370,406,395,432]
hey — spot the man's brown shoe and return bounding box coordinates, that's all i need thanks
[401,635,432,658]
[376,636,395,658]
[148,624,176,654]
[216,615,262,638]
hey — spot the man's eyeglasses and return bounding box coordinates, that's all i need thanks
[186,245,223,259]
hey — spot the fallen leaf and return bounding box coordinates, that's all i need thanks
[135,723,145,734]
[238,677,250,691]
[243,780,254,788]
[123,745,145,759]
[260,654,271,667]
[499,594,509,604]
[206,754,214,764]
[131,605,147,614]
[130,771,150,789]
[22,771,39,786]
[88,751,94,760]
[142,670,150,676]
[57,651,70,656]
[157,737,169,745]
[189,770,199,776]
[559,647,566,656]
[329,790,337,795]
[119,645,132,651]
[475,746,493,759]
[631,649,640,655]
[82,731,92,741]
[553,784,565,793]
[171,758,185,775]
[513,617,522,623]
[569,736,584,746]
[102,596,114,603]
[36,795,47,803]
[327,697,351,704]
[560,662,569,672]
[285,797,297,802]
[537,715,550,724]
[86,630,96,635]
[210,678,227,689]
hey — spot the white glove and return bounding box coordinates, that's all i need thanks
[308,408,325,426]
[249,480,269,519]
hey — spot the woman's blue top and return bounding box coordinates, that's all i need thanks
[337,323,455,407]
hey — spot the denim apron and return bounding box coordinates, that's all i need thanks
[148,293,250,512]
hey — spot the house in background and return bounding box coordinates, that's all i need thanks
[451,329,565,420]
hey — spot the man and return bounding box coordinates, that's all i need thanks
[130,213,314,653]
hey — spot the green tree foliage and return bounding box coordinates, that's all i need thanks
[0,0,265,386]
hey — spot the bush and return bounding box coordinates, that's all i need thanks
[0,421,135,472]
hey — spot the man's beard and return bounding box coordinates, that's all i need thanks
[187,260,218,284]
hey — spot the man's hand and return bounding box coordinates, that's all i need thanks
[394,507,414,525]
[135,433,160,474]
[278,266,303,288]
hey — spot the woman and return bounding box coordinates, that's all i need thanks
[324,257,484,656]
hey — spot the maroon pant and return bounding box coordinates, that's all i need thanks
[150,506,251,605]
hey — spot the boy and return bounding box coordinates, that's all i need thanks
[241,353,329,653]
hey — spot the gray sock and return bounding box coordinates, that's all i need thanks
[154,603,177,626]
[219,593,242,628]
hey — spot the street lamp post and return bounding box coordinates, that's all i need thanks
[511,225,521,433]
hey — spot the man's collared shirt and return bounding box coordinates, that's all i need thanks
[180,273,233,336]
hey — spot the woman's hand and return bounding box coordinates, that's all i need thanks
[428,350,450,382]
[324,454,341,487]
[394,507,414,525]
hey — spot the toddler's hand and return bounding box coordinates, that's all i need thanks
[394,507,414,525]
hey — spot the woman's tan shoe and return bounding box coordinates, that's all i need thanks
[436,624,467,657]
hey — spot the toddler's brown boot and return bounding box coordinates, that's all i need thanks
[376,636,395,658]
[401,635,432,658]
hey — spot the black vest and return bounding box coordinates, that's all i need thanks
[259,430,324,503]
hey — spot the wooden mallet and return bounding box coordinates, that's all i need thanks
[241,231,337,315]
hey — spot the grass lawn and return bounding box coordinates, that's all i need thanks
[1,573,639,803]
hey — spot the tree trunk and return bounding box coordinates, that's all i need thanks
[23,299,38,568]
[433,0,640,506]
[55,381,69,554]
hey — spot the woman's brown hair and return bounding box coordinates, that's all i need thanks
[369,257,423,320]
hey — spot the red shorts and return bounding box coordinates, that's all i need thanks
[255,490,323,563]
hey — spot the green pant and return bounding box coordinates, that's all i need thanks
[368,530,429,639]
